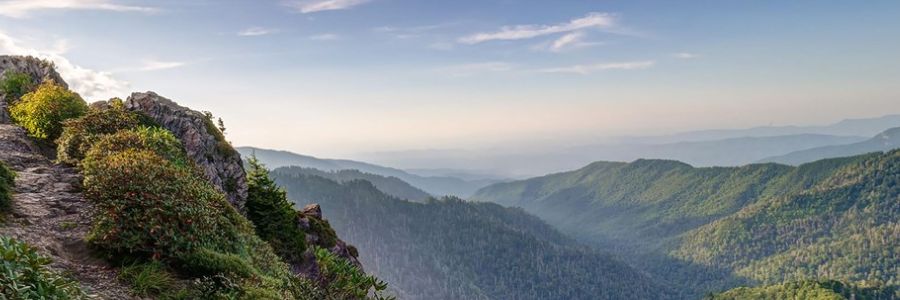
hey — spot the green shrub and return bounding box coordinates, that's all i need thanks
[177,248,256,278]
[246,156,306,263]
[9,81,88,141]
[0,236,87,299]
[83,149,232,259]
[309,217,338,248]
[82,126,190,171]
[0,162,14,212]
[56,99,143,165]
[314,247,392,300]
[118,261,176,297]
[0,70,35,102]
[82,149,302,298]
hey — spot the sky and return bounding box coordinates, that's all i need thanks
[1,0,899,158]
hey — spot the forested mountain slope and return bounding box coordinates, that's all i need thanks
[675,150,900,287]
[760,127,900,165]
[471,152,899,297]
[270,168,677,300]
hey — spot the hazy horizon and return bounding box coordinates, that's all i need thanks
[2,0,900,157]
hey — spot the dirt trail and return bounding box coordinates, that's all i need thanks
[0,124,134,299]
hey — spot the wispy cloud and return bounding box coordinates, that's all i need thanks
[459,12,615,44]
[0,0,157,18]
[283,0,371,13]
[237,27,277,37]
[309,33,340,40]
[672,52,700,59]
[374,22,460,39]
[533,31,604,52]
[0,30,128,99]
[139,59,186,71]
[435,62,514,77]
[539,61,655,75]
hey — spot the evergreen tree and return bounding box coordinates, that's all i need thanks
[245,156,306,263]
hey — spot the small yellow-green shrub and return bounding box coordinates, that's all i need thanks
[56,100,144,165]
[9,81,88,141]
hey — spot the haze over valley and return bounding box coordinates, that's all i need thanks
[1,1,899,299]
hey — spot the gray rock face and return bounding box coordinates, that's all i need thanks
[124,92,248,210]
[0,55,67,123]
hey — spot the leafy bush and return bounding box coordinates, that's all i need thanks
[84,149,232,259]
[118,261,176,297]
[0,236,86,299]
[82,126,190,171]
[246,156,306,263]
[9,81,88,141]
[56,99,143,165]
[314,247,392,300]
[0,162,14,212]
[82,148,303,298]
[0,70,34,102]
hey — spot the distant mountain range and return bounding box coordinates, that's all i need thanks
[274,166,432,202]
[357,115,900,176]
[236,147,502,198]
[615,114,900,144]
[760,127,900,165]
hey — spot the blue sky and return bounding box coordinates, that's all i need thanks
[1,0,899,157]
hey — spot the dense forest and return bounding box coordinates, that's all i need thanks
[270,167,677,300]
[471,152,900,297]
[706,280,898,300]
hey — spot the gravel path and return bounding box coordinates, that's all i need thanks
[0,124,135,299]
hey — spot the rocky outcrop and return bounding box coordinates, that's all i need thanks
[0,55,67,123]
[124,92,248,210]
[294,204,364,278]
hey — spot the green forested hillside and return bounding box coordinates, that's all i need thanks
[471,152,899,297]
[274,166,431,201]
[270,168,677,300]
[675,150,900,287]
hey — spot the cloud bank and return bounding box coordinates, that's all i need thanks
[0,0,157,18]
[0,31,128,100]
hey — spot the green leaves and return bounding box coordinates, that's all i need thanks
[8,81,88,141]
[314,247,393,300]
[245,156,308,263]
[0,70,34,102]
[0,162,14,213]
[0,237,87,299]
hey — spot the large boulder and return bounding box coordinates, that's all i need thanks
[124,92,248,210]
[0,55,68,123]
